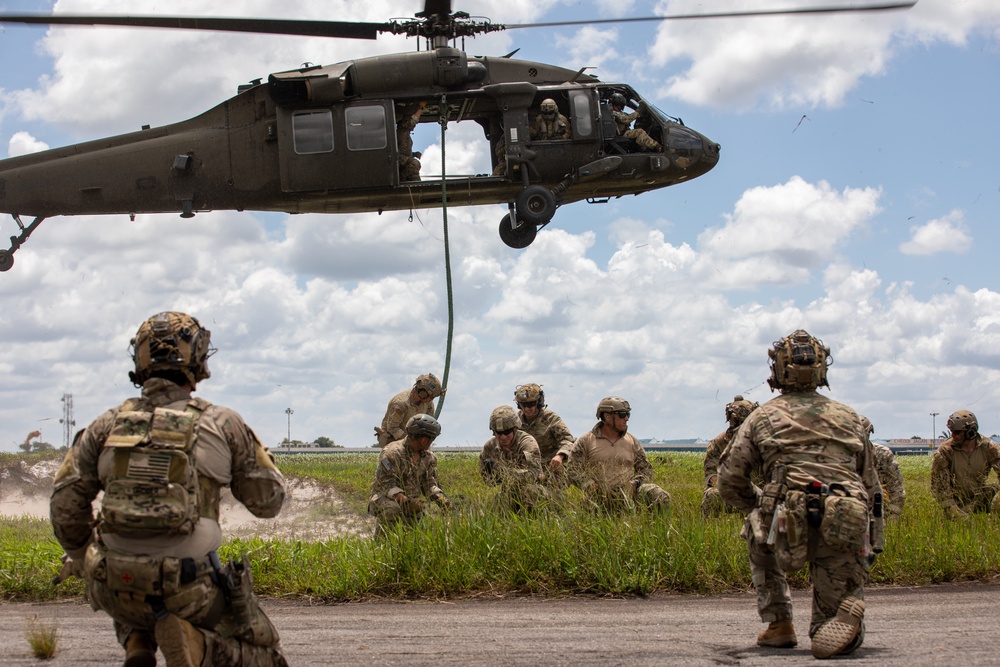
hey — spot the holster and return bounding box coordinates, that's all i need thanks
[218,554,280,647]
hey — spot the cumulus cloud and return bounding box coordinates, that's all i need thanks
[899,209,972,255]
[7,131,49,156]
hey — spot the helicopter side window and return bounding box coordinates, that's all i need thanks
[569,91,593,138]
[345,106,388,151]
[291,110,334,155]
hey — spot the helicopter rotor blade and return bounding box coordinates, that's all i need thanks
[504,1,917,30]
[0,14,386,41]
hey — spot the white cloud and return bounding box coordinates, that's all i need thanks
[7,131,49,156]
[899,209,972,255]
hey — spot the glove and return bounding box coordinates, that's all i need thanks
[482,458,496,480]
[436,495,453,511]
[52,553,84,585]
[398,495,424,517]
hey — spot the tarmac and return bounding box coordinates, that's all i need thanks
[2,582,997,665]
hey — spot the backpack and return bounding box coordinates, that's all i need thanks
[99,398,211,537]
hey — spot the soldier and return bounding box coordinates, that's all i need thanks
[368,414,452,537]
[718,329,878,659]
[374,373,445,448]
[49,312,288,667]
[930,410,1000,521]
[610,93,662,152]
[529,98,571,140]
[701,395,759,517]
[479,406,548,512]
[551,396,670,512]
[397,101,427,182]
[514,383,574,477]
[861,417,905,519]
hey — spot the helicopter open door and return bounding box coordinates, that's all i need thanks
[276,101,395,193]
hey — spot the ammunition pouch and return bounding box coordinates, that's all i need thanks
[820,493,869,551]
[750,491,808,571]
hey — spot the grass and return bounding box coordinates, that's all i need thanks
[25,615,58,659]
[2,451,999,602]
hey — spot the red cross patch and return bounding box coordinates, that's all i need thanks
[121,571,134,585]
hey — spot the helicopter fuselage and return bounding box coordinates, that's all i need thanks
[0,47,719,263]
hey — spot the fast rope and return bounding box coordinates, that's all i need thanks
[435,92,455,419]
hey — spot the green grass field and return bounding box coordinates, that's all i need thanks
[2,451,998,602]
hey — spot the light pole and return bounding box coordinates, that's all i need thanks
[930,412,939,449]
[285,407,294,447]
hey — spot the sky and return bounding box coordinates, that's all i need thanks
[0,0,998,452]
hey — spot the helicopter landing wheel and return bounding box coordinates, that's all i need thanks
[499,213,537,249]
[516,185,556,226]
[0,250,13,272]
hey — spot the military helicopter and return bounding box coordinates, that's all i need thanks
[0,1,915,271]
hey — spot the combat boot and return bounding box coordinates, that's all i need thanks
[154,614,206,667]
[811,596,865,659]
[757,618,797,648]
[123,631,156,667]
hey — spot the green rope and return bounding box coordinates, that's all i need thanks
[435,93,455,419]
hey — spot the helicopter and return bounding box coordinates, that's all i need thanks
[0,1,916,272]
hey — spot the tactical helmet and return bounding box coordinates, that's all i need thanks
[489,405,521,433]
[514,383,545,409]
[860,416,875,435]
[406,413,441,438]
[413,373,445,399]
[767,329,832,392]
[725,395,758,426]
[596,396,631,419]
[129,311,214,388]
[947,410,978,436]
[610,93,627,109]
[540,98,558,115]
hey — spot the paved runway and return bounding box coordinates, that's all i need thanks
[2,583,996,665]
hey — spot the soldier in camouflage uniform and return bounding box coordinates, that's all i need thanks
[49,312,288,667]
[369,414,452,537]
[610,93,662,152]
[551,397,670,512]
[515,384,574,485]
[718,330,878,660]
[860,417,905,519]
[529,98,571,140]
[374,373,445,448]
[479,406,549,512]
[930,410,1000,521]
[397,101,427,182]
[702,395,760,517]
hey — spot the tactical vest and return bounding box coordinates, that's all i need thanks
[100,397,219,537]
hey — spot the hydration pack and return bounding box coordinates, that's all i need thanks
[100,398,211,537]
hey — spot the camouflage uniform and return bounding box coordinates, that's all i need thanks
[872,443,905,519]
[702,429,740,516]
[480,430,548,511]
[50,378,288,667]
[930,434,1000,518]
[718,391,878,639]
[612,109,661,152]
[529,112,571,140]
[397,103,425,182]
[368,439,448,533]
[519,407,574,466]
[559,423,671,512]
[377,390,436,448]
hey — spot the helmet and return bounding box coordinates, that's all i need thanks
[860,416,875,435]
[725,396,758,426]
[596,396,631,419]
[489,405,521,433]
[129,311,214,387]
[405,413,441,438]
[610,93,627,109]
[947,410,978,436]
[767,329,832,392]
[514,383,545,409]
[413,373,445,399]
[540,98,557,115]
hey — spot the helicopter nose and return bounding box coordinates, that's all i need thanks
[666,126,720,174]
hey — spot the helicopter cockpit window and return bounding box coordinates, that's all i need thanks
[292,110,334,155]
[345,106,388,151]
[569,91,592,138]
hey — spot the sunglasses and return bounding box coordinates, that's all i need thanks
[613,411,630,418]
[495,428,516,436]
[517,402,536,410]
